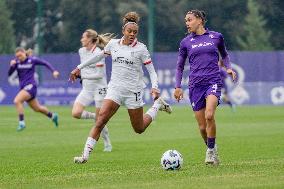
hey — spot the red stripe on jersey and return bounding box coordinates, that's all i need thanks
[144,60,152,65]
[91,45,96,53]
[96,64,104,67]
[131,40,138,47]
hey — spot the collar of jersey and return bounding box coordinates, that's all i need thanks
[90,44,96,52]
[119,37,138,47]
[190,28,210,37]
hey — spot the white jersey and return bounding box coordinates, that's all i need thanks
[78,46,107,86]
[104,38,152,92]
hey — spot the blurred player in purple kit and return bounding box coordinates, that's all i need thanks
[8,47,60,131]
[174,10,236,165]
[219,60,236,111]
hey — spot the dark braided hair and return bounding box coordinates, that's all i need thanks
[187,10,207,25]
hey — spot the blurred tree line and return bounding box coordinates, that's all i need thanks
[1,0,283,54]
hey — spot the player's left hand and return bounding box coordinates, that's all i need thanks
[69,68,80,82]
[53,71,60,78]
[151,88,160,101]
[227,68,237,82]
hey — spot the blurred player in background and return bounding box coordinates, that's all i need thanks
[174,10,236,165]
[70,11,172,164]
[219,60,236,111]
[71,29,113,152]
[8,47,60,131]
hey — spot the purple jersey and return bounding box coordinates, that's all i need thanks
[8,56,55,89]
[175,29,229,89]
[219,68,227,85]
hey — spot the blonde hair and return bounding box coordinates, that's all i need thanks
[15,47,26,53]
[122,12,140,29]
[26,48,33,56]
[15,47,33,56]
[84,29,115,49]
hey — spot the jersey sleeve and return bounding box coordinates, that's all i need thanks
[95,48,106,67]
[8,63,17,76]
[217,34,231,69]
[175,40,188,88]
[217,34,228,59]
[32,57,56,72]
[140,45,152,65]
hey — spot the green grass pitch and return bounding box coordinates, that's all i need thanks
[0,105,283,189]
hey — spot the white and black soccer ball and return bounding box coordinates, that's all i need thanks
[161,150,183,170]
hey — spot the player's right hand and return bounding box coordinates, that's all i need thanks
[174,88,183,102]
[10,59,16,66]
[69,68,80,82]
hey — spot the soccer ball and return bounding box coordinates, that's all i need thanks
[160,150,183,170]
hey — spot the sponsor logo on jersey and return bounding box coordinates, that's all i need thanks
[191,42,214,49]
[114,57,134,65]
[18,64,33,69]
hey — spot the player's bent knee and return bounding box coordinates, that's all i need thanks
[72,110,81,119]
[13,99,21,105]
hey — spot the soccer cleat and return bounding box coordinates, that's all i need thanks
[52,113,59,127]
[103,144,112,152]
[213,144,220,165]
[155,97,172,114]
[74,156,88,164]
[205,148,215,165]
[17,123,26,132]
[205,146,220,165]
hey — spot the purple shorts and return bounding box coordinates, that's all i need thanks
[22,84,37,101]
[189,83,222,111]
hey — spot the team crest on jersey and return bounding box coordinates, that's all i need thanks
[209,34,215,38]
[131,51,140,58]
[190,38,195,41]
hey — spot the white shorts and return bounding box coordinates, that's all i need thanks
[104,86,145,109]
[74,79,107,108]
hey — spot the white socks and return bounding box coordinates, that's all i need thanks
[81,110,96,119]
[101,127,111,147]
[145,102,162,121]
[19,120,25,125]
[83,137,97,159]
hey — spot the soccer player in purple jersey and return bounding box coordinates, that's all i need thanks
[174,10,236,165]
[8,47,60,131]
[219,60,236,111]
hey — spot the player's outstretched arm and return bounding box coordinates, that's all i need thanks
[77,51,107,70]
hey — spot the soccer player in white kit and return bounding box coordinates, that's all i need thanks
[70,12,172,164]
[71,29,112,152]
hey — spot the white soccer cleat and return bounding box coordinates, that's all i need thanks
[205,148,215,165]
[205,146,220,165]
[213,144,220,165]
[156,97,172,114]
[103,144,112,152]
[74,156,88,164]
